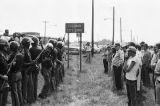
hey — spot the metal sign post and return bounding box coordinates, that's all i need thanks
[67,33,70,68]
[65,23,84,71]
[79,33,82,72]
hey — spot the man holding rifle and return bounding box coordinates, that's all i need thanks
[8,41,23,106]
[0,38,9,106]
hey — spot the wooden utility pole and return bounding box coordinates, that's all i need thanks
[91,0,94,56]
[43,20,48,44]
[43,21,48,38]
[120,17,122,43]
[67,33,70,68]
[131,30,132,42]
[112,7,115,45]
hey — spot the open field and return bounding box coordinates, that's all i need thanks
[7,54,155,106]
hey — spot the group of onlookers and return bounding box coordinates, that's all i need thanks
[103,41,160,106]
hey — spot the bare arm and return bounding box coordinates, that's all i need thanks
[125,61,136,73]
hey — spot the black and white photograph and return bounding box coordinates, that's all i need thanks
[0,0,160,106]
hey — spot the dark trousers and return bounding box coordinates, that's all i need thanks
[27,74,34,103]
[22,71,28,104]
[22,72,34,104]
[39,67,51,98]
[0,85,9,106]
[126,79,137,106]
[113,65,123,90]
[103,59,108,73]
[50,67,56,91]
[32,73,38,101]
[141,64,150,87]
[11,80,23,106]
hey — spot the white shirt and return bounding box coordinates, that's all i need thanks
[86,46,91,52]
[136,50,142,66]
[126,56,139,80]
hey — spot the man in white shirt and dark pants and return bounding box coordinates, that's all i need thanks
[124,46,139,106]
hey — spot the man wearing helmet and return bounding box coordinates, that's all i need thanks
[0,38,9,106]
[29,36,42,102]
[21,37,35,104]
[48,39,58,91]
[8,41,23,106]
[56,41,65,83]
[38,43,53,99]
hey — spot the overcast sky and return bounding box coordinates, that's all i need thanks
[0,0,160,45]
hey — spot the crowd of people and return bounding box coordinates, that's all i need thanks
[103,41,160,106]
[0,29,65,106]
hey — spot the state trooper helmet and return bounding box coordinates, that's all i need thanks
[0,38,8,46]
[57,41,63,49]
[10,41,19,51]
[21,37,30,48]
[45,43,53,50]
[49,39,57,47]
[31,36,39,45]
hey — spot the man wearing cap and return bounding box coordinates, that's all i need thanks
[124,46,139,106]
[112,43,124,91]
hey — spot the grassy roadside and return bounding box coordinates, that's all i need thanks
[7,53,155,106]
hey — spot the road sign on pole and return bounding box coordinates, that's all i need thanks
[65,23,84,72]
[65,23,84,33]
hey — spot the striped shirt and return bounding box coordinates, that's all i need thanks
[112,49,124,67]
[151,53,159,66]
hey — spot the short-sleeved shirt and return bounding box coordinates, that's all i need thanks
[126,56,139,81]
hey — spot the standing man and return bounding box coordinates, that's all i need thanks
[29,36,41,102]
[85,42,91,63]
[21,37,34,104]
[0,39,9,106]
[124,46,139,106]
[154,50,160,106]
[112,43,124,91]
[103,47,108,74]
[38,43,53,99]
[8,41,23,106]
[141,43,152,87]
[107,46,113,76]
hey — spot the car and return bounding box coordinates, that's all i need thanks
[65,45,79,55]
